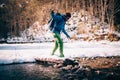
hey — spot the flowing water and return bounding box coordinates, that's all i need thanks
[0,63,58,80]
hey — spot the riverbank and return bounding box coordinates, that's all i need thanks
[0,56,119,80]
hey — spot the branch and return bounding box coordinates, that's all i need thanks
[114,9,120,15]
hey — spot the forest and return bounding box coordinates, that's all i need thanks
[0,0,120,40]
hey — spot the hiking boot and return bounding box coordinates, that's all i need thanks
[51,53,54,55]
[59,54,64,57]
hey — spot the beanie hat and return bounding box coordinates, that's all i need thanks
[66,13,71,18]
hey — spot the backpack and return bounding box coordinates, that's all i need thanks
[48,18,55,31]
[48,12,62,31]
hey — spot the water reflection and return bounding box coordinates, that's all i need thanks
[0,63,57,80]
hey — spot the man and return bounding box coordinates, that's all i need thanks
[50,10,71,57]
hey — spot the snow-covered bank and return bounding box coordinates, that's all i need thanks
[0,41,120,64]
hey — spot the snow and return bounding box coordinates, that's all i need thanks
[5,11,120,43]
[0,41,120,64]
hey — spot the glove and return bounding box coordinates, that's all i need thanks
[50,9,54,14]
[67,36,71,40]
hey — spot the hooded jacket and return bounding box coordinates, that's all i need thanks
[50,11,70,38]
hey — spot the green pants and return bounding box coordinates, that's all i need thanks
[51,33,64,57]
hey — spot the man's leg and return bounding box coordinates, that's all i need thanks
[51,41,58,55]
[59,38,64,57]
[55,33,64,57]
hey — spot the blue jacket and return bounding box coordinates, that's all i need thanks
[50,11,70,38]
